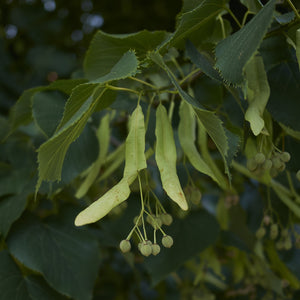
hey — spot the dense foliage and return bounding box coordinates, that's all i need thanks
[1,0,300,299]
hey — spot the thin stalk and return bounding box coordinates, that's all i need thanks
[106,84,140,95]
[218,14,226,39]
[129,76,157,89]
[138,173,147,240]
[224,7,242,28]
[179,68,201,85]
[286,0,300,19]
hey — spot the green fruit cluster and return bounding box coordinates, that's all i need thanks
[247,151,291,177]
[146,213,173,228]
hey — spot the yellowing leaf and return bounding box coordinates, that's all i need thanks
[244,55,270,136]
[75,178,130,226]
[155,104,188,211]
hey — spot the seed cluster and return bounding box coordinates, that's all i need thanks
[119,211,174,257]
[247,151,291,177]
[256,216,296,251]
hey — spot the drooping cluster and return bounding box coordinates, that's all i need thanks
[247,151,291,177]
[256,215,295,251]
[119,211,174,257]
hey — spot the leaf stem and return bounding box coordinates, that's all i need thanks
[286,0,300,19]
[138,173,148,240]
[224,7,242,28]
[179,68,201,85]
[106,84,140,95]
[129,76,157,89]
[218,14,226,39]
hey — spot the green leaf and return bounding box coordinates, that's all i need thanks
[244,55,270,136]
[144,210,220,285]
[91,50,139,83]
[185,40,222,82]
[240,0,262,13]
[265,241,300,289]
[32,90,66,137]
[267,61,300,131]
[25,276,68,300]
[0,194,28,237]
[149,51,230,178]
[36,85,103,192]
[84,30,168,80]
[61,124,99,183]
[7,215,100,300]
[178,101,219,184]
[0,250,30,300]
[215,0,277,85]
[155,104,188,210]
[159,0,227,50]
[0,250,68,300]
[9,79,87,133]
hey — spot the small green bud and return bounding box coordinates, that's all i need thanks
[146,214,155,226]
[296,170,300,181]
[247,158,258,172]
[254,153,266,165]
[119,239,131,253]
[263,215,271,226]
[161,213,173,226]
[272,157,282,170]
[280,152,291,163]
[278,162,286,172]
[162,235,173,248]
[256,227,266,239]
[154,217,162,229]
[270,224,278,240]
[270,167,278,178]
[262,159,272,171]
[140,242,152,256]
[151,243,161,256]
[190,188,202,205]
[284,237,292,250]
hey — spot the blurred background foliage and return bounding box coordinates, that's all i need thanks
[0,0,181,115]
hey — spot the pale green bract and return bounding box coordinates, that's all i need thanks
[155,104,188,211]
[149,51,230,179]
[244,55,270,136]
[75,104,147,226]
[178,101,219,185]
